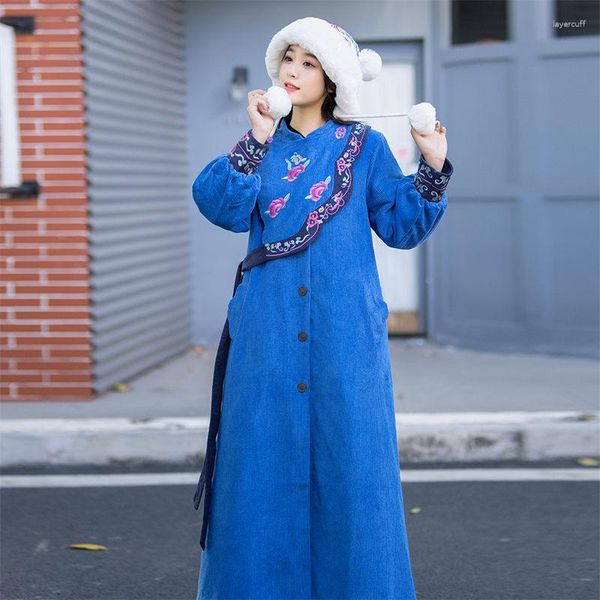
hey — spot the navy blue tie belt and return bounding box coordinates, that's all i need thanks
[192,121,370,550]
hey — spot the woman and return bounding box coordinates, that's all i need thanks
[192,17,453,600]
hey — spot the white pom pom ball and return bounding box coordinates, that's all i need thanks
[359,48,382,82]
[408,102,437,135]
[265,85,292,120]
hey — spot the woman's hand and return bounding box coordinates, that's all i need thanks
[247,89,274,143]
[410,121,448,171]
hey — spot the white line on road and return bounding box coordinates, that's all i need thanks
[0,468,598,488]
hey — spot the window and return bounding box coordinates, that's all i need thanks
[451,0,509,45]
[553,0,599,37]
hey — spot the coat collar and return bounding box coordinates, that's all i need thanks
[276,115,336,143]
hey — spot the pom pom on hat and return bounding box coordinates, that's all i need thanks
[359,48,382,82]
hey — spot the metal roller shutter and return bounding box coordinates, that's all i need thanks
[82,0,191,392]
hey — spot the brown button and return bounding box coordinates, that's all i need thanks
[298,286,307,296]
[297,382,307,393]
[298,331,308,342]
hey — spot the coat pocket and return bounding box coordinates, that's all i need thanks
[368,293,390,339]
[226,268,252,340]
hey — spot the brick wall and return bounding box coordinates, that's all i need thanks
[0,0,93,401]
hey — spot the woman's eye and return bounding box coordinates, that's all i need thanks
[282,56,313,67]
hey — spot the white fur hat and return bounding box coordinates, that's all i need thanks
[264,17,382,119]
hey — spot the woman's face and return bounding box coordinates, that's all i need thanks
[278,44,329,110]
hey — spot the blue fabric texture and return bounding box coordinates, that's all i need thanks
[191,116,453,599]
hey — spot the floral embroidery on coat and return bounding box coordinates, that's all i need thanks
[282,152,311,182]
[265,192,291,218]
[262,122,371,257]
[305,175,332,202]
[335,126,347,139]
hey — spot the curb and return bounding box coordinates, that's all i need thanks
[1,411,598,467]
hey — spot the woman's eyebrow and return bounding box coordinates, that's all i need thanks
[286,48,317,60]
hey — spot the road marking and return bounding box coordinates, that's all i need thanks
[399,468,600,482]
[0,468,598,488]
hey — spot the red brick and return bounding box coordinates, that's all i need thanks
[47,272,88,282]
[49,348,90,358]
[0,299,41,308]
[0,273,42,282]
[11,387,94,399]
[17,311,89,319]
[0,247,41,258]
[19,360,90,371]
[15,285,88,294]
[47,323,89,333]
[1,323,42,333]
[0,349,43,359]
[47,298,89,307]
[1,222,39,233]
[14,336,90,345]
[13,234,87,244]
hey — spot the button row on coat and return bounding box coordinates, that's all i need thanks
[298,285,308,393]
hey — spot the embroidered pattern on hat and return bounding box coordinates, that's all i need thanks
[329,23,360,55]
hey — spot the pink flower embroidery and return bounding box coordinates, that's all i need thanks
[282,152,310,181]
[305,175,332,202]
[264,193,291,218]
[335,126,347,139]
[284,163,306,181]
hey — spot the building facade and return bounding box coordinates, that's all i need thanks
[1,0,598,401]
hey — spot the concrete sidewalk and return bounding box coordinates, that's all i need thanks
[1,338,598,467]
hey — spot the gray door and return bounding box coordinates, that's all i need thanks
[357,41,430,337]
[82,0,192,392]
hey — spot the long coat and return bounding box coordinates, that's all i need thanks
[191,115,453,600]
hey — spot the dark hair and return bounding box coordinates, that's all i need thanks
[321,71,363,127]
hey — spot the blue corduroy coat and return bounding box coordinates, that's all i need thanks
[192,115,453,600]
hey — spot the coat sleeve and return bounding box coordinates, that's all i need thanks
[191,129,272,233]
[366,130,454,249]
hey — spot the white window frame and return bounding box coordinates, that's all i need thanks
[0,19,22,190]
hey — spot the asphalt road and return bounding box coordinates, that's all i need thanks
[1,462,598,600]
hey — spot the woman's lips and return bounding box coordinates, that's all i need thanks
[284,83,300,91]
